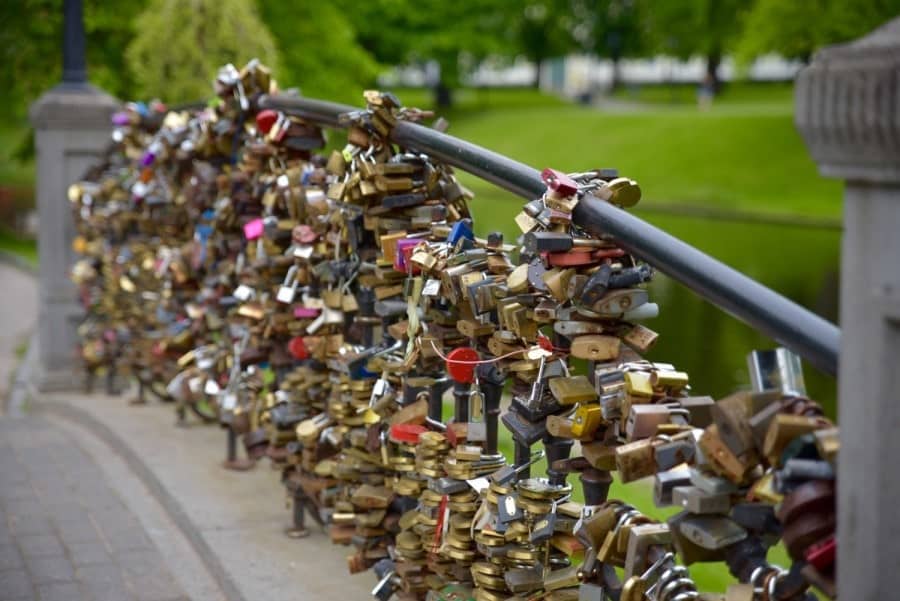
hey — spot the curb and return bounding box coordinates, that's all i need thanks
[34,398,248,601]
[7,330,38,417]
[0,249,38,276]
[2,254,37,416]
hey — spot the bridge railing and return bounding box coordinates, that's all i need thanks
[261,94,840,376]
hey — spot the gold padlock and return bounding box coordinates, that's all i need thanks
[571,404,604,438]
[570,335,621,361]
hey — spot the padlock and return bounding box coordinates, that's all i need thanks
[571,404,604,439]
[276,264,300,304]
[467,386,487,442]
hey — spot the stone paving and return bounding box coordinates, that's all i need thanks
[0,416,189,601]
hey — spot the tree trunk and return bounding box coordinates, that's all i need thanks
[533,59,543,89]
[433,81,453,109]
[610,56,622,92]
[706,52,722,94]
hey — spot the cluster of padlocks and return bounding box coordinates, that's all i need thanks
[69,60,838,601]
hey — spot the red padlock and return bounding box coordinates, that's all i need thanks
[543,249,596,268]
[256,109,279,134]
[287,336,308,360]
[389,423,427,444]
[805,535,836,572]
[446,347,479,384]
[445,425,459,447]
[541,168,579,198]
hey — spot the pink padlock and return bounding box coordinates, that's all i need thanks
[541,168,579,197]
[293,306,321,319]
[243,218,264,241]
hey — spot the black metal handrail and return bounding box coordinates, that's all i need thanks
[259,94,841,376]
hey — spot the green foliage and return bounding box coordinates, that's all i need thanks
[640,0,753,62]
[509,0,578,83]
[0,0,139,120]
[125,0,279,103]
[256,1,379,105]
[574,0,650,59]
[736,0,900,63]
[338,0,510,87]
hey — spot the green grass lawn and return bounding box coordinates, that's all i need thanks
[384,84,842,248]
[611,80,796,108]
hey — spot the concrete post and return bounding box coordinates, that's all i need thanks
[795,18,900,600]
[28,0,118,390]
[28,87,118,390]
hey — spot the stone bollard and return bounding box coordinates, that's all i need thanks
[28,0,119,391]
[795,17,900,600]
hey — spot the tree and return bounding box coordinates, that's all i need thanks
[126,0,279,102]
[256,1,380,105]
[337,0,509,107]
[736,0,900,64]
[511,0,578,88]
[574,0,649,90]
[641,0,753,92]
[0,0,140,120]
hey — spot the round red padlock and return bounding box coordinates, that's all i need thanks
[256,109,279,134]
[287,336,308,360]
[446,347,479,383]
[389,424,427,444]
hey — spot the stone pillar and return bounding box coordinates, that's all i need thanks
[28,87,118,390]
[795,18,900,600]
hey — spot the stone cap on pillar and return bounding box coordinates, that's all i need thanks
[795,17,900,183]
[29,83,119,131]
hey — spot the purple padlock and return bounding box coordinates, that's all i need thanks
[140,151,156,167]
[394,238,420,272]
[112,111,131,126]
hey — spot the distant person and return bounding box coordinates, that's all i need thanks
[697,73,715,111]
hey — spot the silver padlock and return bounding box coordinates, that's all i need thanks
[276,265,299,304]
[467,377,487,443]
[233,284,255,302]
[747,347,806,397]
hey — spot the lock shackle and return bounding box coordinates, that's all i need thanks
[641,551,676,588]
[271,111,287,137]
[282,264,299,286]
[515,449,545,474]
[373,339,405,358]
[551,492,573,509]
[425,416,447,431]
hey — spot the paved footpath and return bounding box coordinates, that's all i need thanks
[0,263,37,404]
[0,263,198,600]
[0,262,372,600]
[0,417,193,601]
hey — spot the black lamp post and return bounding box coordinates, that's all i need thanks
[61,0,87,86]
